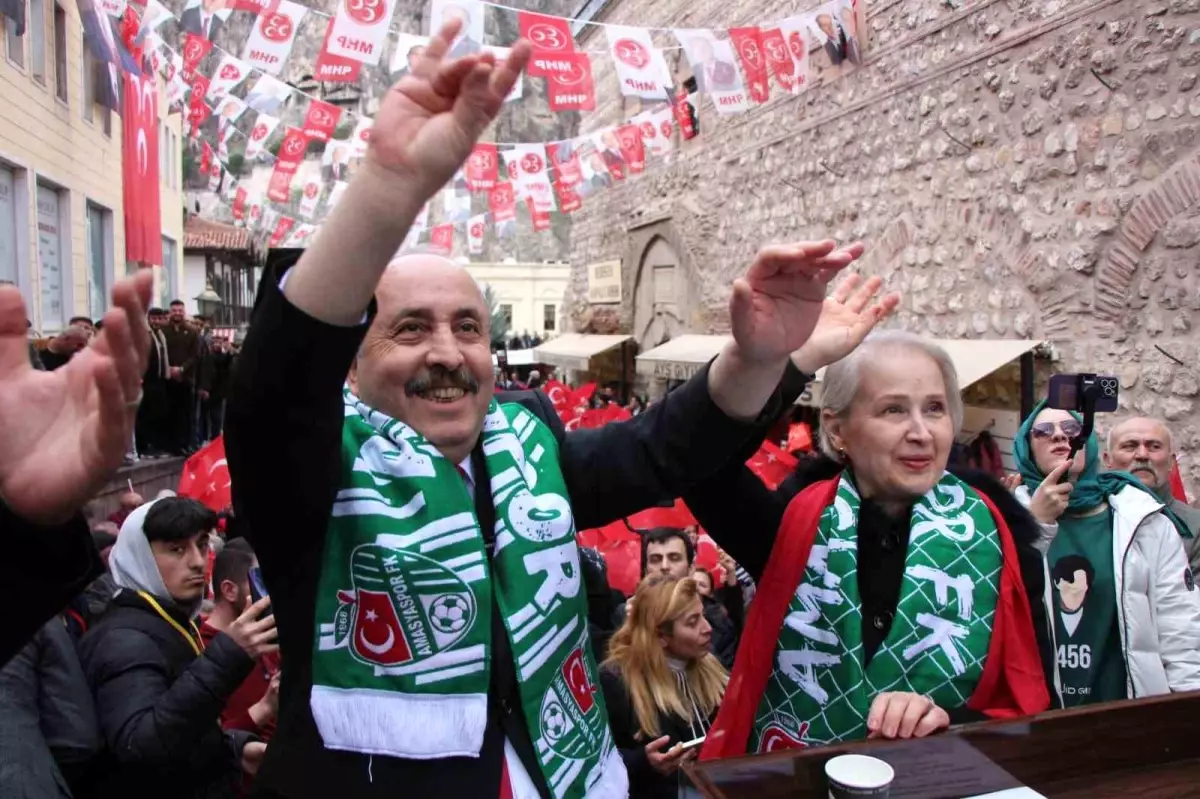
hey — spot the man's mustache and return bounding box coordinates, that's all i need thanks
[405,366,480,397]
[1131,459,1155,473]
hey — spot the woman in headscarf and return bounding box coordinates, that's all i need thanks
[681,293,1052,757]
[1007,401,1200,704]
[600,576,726,799]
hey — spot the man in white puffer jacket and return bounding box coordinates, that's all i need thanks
[1007,402,1200,705]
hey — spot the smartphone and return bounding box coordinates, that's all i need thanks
[248,566,271,617]
[678,736,706,751]
[1047,373,1119,413]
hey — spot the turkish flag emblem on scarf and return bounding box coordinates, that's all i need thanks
[122,72,162,265]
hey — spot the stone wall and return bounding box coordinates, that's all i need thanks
[567,0,1200,494]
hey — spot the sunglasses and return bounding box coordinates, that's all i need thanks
[1030,419,1083,440]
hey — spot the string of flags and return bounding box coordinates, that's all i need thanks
[99,0,867,253]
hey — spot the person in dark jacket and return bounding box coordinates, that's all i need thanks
[601,576,725,799]
[684,328,1054,760]
[0,270,154,669]
[199,336,236,440]
[78,497,278,799]
[0,616,103,798]
[223,24,864,799]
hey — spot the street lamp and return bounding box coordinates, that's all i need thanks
[195,283,222,322]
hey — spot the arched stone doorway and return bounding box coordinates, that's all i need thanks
[627,222,700,395]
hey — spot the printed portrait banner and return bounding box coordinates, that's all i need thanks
[389,32,428,76]
[728,26,770,103]
[243,0,307,75]
[325,180,349,212]
[135,0,172,45]
[634,107,674,157]
[606,25,670,100]
[675,29,748,113]
[464,143,498,192]
[266,166,296,203]
[286,222,316,247]
[302,98,342,142]
[244,113,280,158]
[505,144,555,214]
[214,96,247,138]
[429,0,484,56]
[545,51,595,112]
[327,0,395,64]
[488,181,516,223]
[467,214,486,254]
[233,186,248,220]
[553,178,581,214]
[548,141,582,186]
[519,11,574,77]
[526,197,550,232]
[299,178,322,219]
[315,18,363,81]
[245,74,293,114]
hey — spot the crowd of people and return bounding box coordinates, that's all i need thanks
[29,303,236,462]
[2,18,1199,799]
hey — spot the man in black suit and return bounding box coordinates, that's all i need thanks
[180,0,226,41]
[816,13,848,66]
[687,35,740,93]
[224,23,866,799]
[438,3,482,59]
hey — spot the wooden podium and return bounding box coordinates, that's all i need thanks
[684,692,1200,798]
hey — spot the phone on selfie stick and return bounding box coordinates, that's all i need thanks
[1046,373,1120,484]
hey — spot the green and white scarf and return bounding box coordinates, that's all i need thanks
[750,472,1002,750]
[311,389,625,799]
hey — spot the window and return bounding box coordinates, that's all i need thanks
[36,184,65,332]
[29,0,45,82]
[53,2,67,101]
[81,32,94,121]
[159,122,168,183]
[0,167,17,286]
[498,303,513,334]
[5,14,24,68]
[543,303,556,333]
[86,203,112,317]
[161,236,177,307]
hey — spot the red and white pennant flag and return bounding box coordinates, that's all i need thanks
[243,0,307,75]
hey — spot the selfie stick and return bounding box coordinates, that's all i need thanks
[1058,375,1099,485]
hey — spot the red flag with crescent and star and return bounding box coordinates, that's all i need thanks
[121,71,162,264]
[178,435,233,511]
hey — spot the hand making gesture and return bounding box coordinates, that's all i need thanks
[0,271,153,524]
[790,272,901,374]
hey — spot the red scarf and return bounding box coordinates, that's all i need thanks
[701,475,1049,761]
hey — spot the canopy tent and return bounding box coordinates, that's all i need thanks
[533,334,633,371]
[634,334,732,381]
[492,349,538,367]
[797,338,1043,406]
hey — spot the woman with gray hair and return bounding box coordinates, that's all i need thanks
[685,308,1054,760]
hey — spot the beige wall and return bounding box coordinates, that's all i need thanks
[467,261,570,339]
[0,5,182,332]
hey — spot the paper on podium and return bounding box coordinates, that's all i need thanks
[964,790,1048,799]
[869,735,1033,798]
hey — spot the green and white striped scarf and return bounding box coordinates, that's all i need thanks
[310,389,626,799]
[751,472,1002,750]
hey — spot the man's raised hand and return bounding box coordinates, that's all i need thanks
[368,19,530,195]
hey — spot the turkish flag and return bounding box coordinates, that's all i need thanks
[1170,456,1190,503]
[579,403,630,429]
[351,590,413,665]
[314,18,361,82]
[465,144,499,192]
[560,648,596,713]
[671,88,697,140]
[615,124,645,174]
[121,72,162,265]
[786,422,813,454]
[519,11,574,76]
[746,440,797,490]
[181,32,211,81]
[178,436,232,511]
[729,27,770,103]
[302,98,341,143]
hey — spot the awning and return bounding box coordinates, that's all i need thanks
[492,349,537,367]
[796,338,1041,406]
[533,334,632,371]
[635,335,732,381]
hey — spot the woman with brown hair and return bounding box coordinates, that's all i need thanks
[600,576,727,798]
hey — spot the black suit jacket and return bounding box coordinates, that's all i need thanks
[180,6,222,41]
[225,261,783,798]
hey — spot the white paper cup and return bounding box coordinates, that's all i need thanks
[825,754,894,799]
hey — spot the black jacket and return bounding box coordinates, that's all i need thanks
[0,502,103,669]
[598,663,714,799]
[77,591,257,799]
[223,261,784,799]
[703,585,744,670]
[682,454,1057,721]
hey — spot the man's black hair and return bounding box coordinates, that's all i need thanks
[1051,554,1095,585]
[169,299,185,307]
[148,307,166,315]
[224,536,254,554]
[69,315,93,326]
[143,497,218,544]
[639,527,695,577]
[212,545,256,602]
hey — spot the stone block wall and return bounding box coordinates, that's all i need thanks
[567,0,1200,495]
